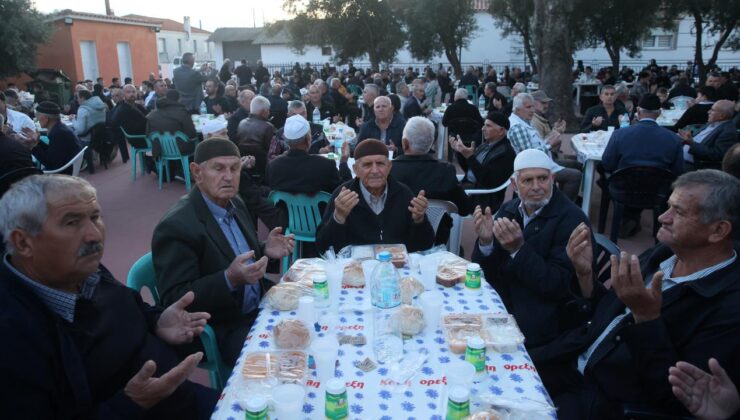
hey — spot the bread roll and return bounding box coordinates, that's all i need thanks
[436,266,463,287]
[342,261,365,287]
[274,319,310,349]
[392,305,425,336]
[400,276,424,304]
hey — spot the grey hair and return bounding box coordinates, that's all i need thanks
[287,100,305,113]
[0,175,97,254]
[454,88,468,100]
[673,169,740,239]
[395,81,407,93]
[250,95,271,115]
[512,82,526,93]
[512,93,534,111]
[402,116,435,153]
[615,85,630,97]
[364,84,379,97]
[714,100,735,120]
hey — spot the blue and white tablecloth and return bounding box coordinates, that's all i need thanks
[212,264,556,419]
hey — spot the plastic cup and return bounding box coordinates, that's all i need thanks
[419,256,439,290]
[419,291,444,334]
[325,262,344,308]
[408,254,422,276]
[361,259,379,281]
[372,310,403,364]
[271,383,305,419]
[446,360,476,391]
[310,336,339,383]
[297,296,317,329]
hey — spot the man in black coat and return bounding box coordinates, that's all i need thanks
[22,101,81,175]
[443,87,484,171]
[449,112,516,212]
[679,99,739,171]
[152,139,294,366]
[316,139,435,253]
[580,85,627,132]
[110,84,149,150]
[146,90,198,157]
[533,170,740,419]
[391,116,471,245]
[227,89,255,143]
[234,59,253,85]
[402,83,429,120]
[0,175,217,419]
[472,149,592,349]
[266,115,351,194]
[356,96,406,154]
[674,86,716,130]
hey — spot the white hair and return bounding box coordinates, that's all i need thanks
[287,100,305,113]
[402,116,435,153]
[454,88,468,100]
[250,95,271,114]
[513,82,526,93]
[512,93,534,111]
[364,84,379,97]
[0,175,96,254]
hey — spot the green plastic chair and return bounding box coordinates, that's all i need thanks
[346,84,363,98]
[126,252,230,390]
[268,190,332,272]
[460,84,477,101]
[149,131,195,191]
[121,127,152,182]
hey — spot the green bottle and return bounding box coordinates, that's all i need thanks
[446,386,470,420]
[325,378,348,419]
[244,395,268,420]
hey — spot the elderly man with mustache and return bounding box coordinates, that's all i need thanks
[0,175,218,419]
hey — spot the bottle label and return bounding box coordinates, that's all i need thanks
[245,408,268,420]
[325,390,348,419]
[445,398,470,420]
[465,269,481,290]
[465,345,486,372]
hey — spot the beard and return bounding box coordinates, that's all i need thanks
[522,188,553,212]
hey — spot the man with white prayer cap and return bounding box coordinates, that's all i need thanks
[472,148,594,348]
[201,119,228,139]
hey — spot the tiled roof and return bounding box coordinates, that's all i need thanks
[123,14,211,34]
[47,9,160,27]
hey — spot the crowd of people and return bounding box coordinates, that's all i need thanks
[1,54,740,419]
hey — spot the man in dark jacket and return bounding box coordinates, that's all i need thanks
[391,117,471,245]
[147,90,198,157]
[152,139,294,365]
[674,86,716,130]
[402,83,429,120]
[266,115,350,194]
[533,170,740,419]
[234,59,253,85]
[110,84,149,149]
[254,60,270,87]
[443,88,484,171]
[227,89,255,143]
[316,139,435,253]
[173,53,208,113]
[449,112,516,212]
[356,96,406,153]
[236,95,274,181]
[0,175,217,419]
[472,149,592,349]
[305,84,336,122]
[580,85,627,132]
[22,102,81,175]
[679,99,738,171]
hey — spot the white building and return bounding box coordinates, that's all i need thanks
[207,3,740,72]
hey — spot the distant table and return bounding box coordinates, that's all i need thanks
[573,81,602,111]
[656,108,686,127]
[570,130,613,216]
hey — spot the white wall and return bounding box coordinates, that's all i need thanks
[260,44,333,65]
[155,30,213,64]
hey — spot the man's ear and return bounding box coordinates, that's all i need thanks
[9,229,35,258]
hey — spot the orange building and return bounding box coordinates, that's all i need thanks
[38,10,160,85]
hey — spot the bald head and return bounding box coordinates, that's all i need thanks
[711,100,735,122]
[122,84,137,102]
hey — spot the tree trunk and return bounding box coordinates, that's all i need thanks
[606,42,620,73]
[690,7,706,83]
[522,28,538,74]
[534,0,576,125]
[444,45,463,79]
[369,52,380,72]
[707,25,736,70]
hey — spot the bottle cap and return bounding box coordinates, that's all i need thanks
[243,395,267,412]
[313,275,327,284]
[466,263,480,272]
[326,378,346,394]
[377,251,391,262]
[448,385,469,403]
[467,335,485,349]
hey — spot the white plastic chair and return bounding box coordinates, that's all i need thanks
[463,179,512,197]
[426,199,460,254]
[43,146,88,177]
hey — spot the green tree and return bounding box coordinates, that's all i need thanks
[663,0,740,82]
[578,0,663,71]
[282,0,405,70]
[0,0,51,78]
[395,0,478,79]
[488,0,538,74]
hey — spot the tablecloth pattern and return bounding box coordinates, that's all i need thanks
[212,265,556,420]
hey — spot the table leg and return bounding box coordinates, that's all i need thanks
[575,85,582,112]
[437,125,448,160]
[581,159,595,217]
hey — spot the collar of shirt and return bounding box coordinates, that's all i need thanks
[359,182,388,215]
[3,253,100,323]
[509,113,533,129]
[694,121,723,144]
[638,118,657,123]
[656,250,737,289]
[201,192,237,224]
[517,200,544,229]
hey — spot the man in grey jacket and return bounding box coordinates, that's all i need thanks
[173,53,208,113]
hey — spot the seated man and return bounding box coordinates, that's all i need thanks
[20,101,81,175]
[534,170,740,419]
[508,93,582,201]
[0,175,217,419]
[227,89,255,143]
[678,99,738,171]
[266,114,351,194]
[357,96,406,154]
[724,142,740,179]
[152,139,294,366]
[236,95,274,181]
[0,91,36,134]
[580,84,626,132]
[674,86,716,130]
[449,111,516,213]
[110,84,148,164]
[315,139,435,253]
[147,89,198,158]
[305,84,336,122]
[602,94,684,237]
[531,90,566,140]
[471,149,591,349]
[402,83,431,120]
[391,116,471,246]
[443,88,484,171]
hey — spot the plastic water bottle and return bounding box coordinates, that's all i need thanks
[478,95,485,111]
[312,107,320,124]
[370,251,401,309]
[619,113,630,128]
[199,100,207,115]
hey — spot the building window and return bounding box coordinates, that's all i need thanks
[158,37,166,52]
[177,39,182,54]
[321,46,332,56]
[193,40,197,52]
[642,32,676,49]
